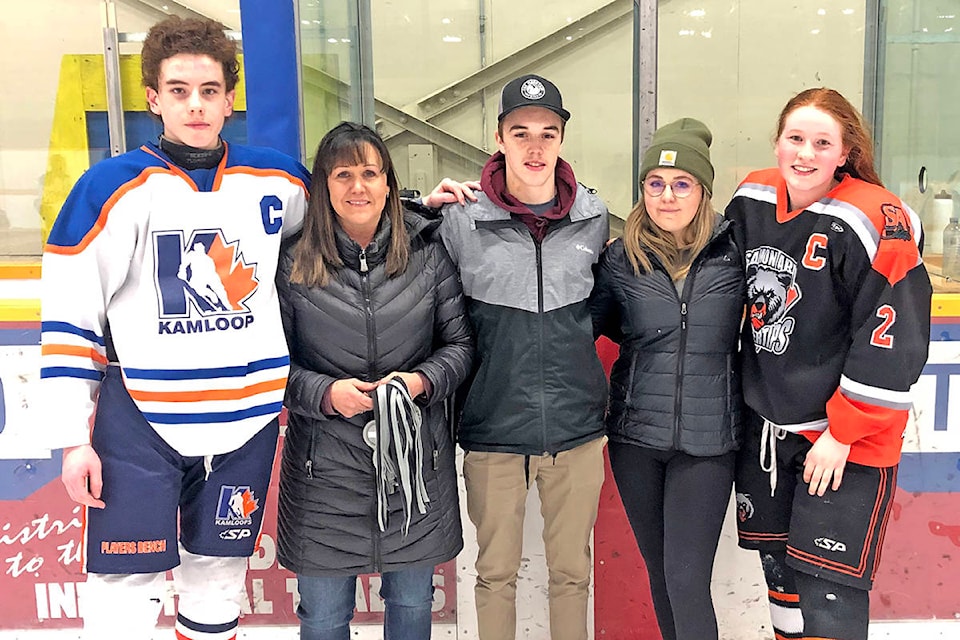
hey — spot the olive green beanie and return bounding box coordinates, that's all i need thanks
[640,118,714,195]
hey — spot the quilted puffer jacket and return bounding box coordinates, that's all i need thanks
[276,210,474,576]
[589,220,745,456]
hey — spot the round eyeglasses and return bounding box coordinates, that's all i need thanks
[642,178,699,198]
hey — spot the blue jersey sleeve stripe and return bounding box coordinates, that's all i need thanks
[123,355,290,380]
[143,401,284,424]
[41,367,104,381]
[41,321,106,346]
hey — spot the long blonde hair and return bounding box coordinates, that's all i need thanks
[622,191,717,280]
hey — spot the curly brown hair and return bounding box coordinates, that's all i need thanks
[141,15,240,91]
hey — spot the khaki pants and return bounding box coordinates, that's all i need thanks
[463,437,606,640]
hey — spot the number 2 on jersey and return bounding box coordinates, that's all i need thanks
[870,304,896,349]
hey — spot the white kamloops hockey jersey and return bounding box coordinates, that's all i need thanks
[41,141,309,456]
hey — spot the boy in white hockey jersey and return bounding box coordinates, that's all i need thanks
[40,16,308,639]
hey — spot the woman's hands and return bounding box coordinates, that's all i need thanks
[329,378,378,418]
[378,371,425,399]
[802,428,852,496]
[329,372,425,418]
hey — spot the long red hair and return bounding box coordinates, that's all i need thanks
[776,88,883,187]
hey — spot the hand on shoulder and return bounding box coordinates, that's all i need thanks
[421,178,481,208]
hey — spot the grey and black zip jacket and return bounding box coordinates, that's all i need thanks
[439,185,609,455]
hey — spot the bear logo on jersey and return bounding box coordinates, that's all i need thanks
[154,230,259,335]
[745,246,802,355]
[735,492,755,523]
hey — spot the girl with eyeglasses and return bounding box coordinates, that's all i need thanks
[726,88,931,640]
[588,118,745,640]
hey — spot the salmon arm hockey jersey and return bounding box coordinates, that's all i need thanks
[41,141,309,457]
[725,168,932,467]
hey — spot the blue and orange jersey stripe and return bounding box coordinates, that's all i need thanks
[126,377,287,403]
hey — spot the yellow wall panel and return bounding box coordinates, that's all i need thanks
[38,54,248,244]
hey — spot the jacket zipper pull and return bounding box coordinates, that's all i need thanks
[305,459,314,479]
[359,248,369,273]
[680,301,687,331]
[433,449,439,470]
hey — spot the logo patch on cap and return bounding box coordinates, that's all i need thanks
[520,78,546,100]
[659,150,677,166]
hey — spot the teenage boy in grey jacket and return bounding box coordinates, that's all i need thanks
[431,74,609,640]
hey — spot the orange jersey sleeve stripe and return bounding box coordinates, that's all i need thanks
[825,389,908,455]
[126,377,287,403]
[41,343,108,365]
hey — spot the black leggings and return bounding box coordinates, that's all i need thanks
[609,441,735,640]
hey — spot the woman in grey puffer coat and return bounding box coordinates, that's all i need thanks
[276,122,474,640]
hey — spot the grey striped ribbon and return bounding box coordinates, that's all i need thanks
[369,378,429,535]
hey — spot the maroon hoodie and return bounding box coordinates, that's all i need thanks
[480,151,579,242]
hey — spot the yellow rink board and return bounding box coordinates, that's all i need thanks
[3,261,959,323]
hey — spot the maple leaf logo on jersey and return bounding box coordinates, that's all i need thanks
[745,247,802,355]
[230,488,259,519]
[216,485,260,526]
[199,234,258,311]
[154,231,259,333]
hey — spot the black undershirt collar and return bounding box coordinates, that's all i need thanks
[159,135,225,170]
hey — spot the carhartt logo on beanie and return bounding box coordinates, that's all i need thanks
[640,118,714,195]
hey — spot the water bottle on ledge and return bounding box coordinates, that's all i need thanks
[943,217,960,281]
